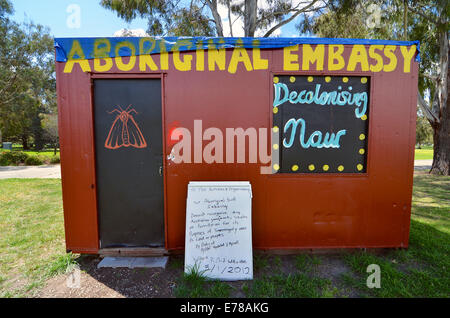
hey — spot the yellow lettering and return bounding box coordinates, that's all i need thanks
[400,45,416,73]
[253,48,268,70]
[328,45,345,71]
[159,41,169,70]
[173,40,193,71]
[94,58,112,72]
[114,41,136,71]
[208,42,226,71]
[347,45,369,71]
[63,40,91,73]
[302,44,324,70]
[383,45,397,72]
[139,38,158,71]
[283,45,299,71]
[228,46,253,74]
[368,45,384,72]
[252,40,268,70]
[93,38,112,72]
[173,52,192,71]
[196,41,205,71]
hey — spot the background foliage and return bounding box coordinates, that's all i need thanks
[0,0,56,150]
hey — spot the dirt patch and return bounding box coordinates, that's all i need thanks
[37,255,184,298]
[2,272,30,297]
[37,253,364,298]
[316,255,351,281]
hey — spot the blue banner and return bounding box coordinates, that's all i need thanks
[54,37,420,63]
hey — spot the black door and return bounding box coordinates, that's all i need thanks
[94,79,164,248]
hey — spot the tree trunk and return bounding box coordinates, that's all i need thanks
[244,0,257,37]
[227,0,234,37]
[430,29,449,175]
[21,135,29,150]
[206,0,224,37]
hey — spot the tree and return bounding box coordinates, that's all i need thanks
[100,0,328,37]
[416,114,433,148]
[301,0,394,39]
[409,0,449,175]
[42,113,59,155]
[305,0,450,175]
[170,4,215,36]
[0,0,29,124]
[0,0,56,150]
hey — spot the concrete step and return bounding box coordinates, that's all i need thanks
[97,256,169,269]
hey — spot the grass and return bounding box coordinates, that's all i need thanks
[168,257,184,270]
[339,173,449,297]
[244,273,331,298]
[0,173,448,298]
[253,254,268,271]
[174,263,231,297]
[0,179,74,297]
[415,145,433,160]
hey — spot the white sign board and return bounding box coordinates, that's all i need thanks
[184,181,253,281]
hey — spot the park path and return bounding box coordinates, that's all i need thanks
[0,160,433,179]
[0,165,61,179]
[414,159,433,171]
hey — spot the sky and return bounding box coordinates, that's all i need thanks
[10,0,302,38]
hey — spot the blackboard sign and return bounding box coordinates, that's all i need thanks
[272,75,370,174]
[185,182,253,281]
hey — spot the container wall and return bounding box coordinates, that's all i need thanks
[56,42,419,253]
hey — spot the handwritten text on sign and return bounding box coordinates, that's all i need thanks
[184,182,253,281]
[273,75,369,174]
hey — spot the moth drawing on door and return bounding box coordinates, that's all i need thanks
[105,105,148,150]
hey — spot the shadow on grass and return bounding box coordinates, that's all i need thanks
[413,175,450,204]
[174,262,231,298]
[340,220,450,297]
[243,273,331,298]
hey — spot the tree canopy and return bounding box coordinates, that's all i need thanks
[0,0,56,149]
[100,0,328,37]
[305,0,450,175]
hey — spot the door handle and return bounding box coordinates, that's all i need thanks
[159,165,163,176]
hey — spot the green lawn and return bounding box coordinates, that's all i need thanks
[0,179,73,297]
[0,174,448,297]
[415,145,433,160]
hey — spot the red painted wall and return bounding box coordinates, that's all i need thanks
[56,45,418,253]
